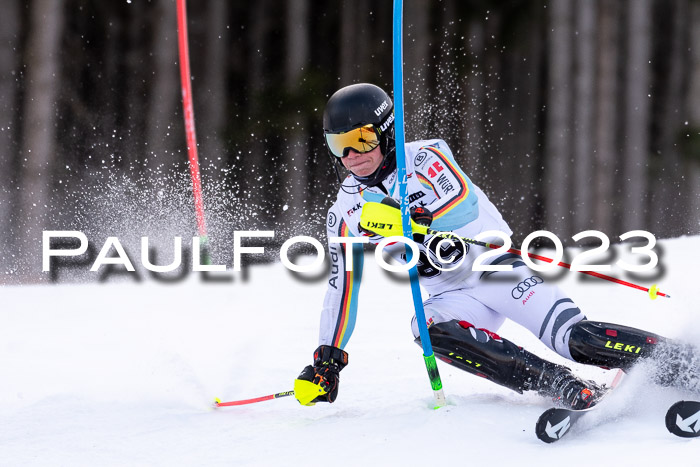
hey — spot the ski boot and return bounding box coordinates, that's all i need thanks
[543,367,606,410]
[420,319,605,408]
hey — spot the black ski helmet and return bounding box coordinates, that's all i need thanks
[323,83,396,187]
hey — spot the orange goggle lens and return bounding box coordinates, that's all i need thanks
[325,125,380,158]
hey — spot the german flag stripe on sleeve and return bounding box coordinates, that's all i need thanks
[422,146,470,220]
[331,220,361,348]
[417,173,434,191]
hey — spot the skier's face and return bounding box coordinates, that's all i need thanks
[341,145,384,177]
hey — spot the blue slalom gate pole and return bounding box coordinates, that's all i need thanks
[392,0,446,408]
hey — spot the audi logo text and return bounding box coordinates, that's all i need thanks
[511,276,544,299]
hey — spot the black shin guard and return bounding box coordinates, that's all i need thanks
[569,320,700,391]
[568,320,663,370]
[419,320,565,394]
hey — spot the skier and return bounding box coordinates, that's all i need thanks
[293,83,697,408]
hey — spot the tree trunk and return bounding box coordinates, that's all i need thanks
[435,0,460,145]
[284,0,310,225]
[197,0,228,182]
[124,1,150,169]
[620,0,652,231]
[572,0,596,232]
[0,0,20,270]
[247,0,270,227]
[653,0,689,237]
[339,0,370,86]
[544,0,573,239]
[684,0,700,235]
[496,23,535,235]
[513,2,546,239]
[18,0,64,281]
[145,0,180,173]
[404,0,431,139]
[593,0,619,235]
[480,12,504,199]
[463,18,485,168]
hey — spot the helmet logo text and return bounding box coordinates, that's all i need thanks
[374,100,389,116]
[379,113,395,132]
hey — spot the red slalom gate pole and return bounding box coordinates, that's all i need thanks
[214,391,295,408]
[176,0,209,258]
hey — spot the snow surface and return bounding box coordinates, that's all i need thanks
[1,236,699,466]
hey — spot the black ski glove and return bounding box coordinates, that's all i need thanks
[410,205,433,226]
[294,345,349,406]
[410,205,433,243]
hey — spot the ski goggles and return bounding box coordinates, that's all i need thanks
[325,124,380,158]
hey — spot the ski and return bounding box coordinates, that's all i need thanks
[665,400,700,438]
[535,369,624,443]
[535,406,592,443]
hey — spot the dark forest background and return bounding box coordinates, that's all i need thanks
[0,0,699,283]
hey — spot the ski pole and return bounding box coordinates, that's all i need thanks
[214,390,294,408]
[360,201,670,300]
[425,228,670,299]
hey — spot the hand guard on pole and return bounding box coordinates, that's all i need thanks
[409,205,433,242]
[294,345,348,406]
[360,196,433,242]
